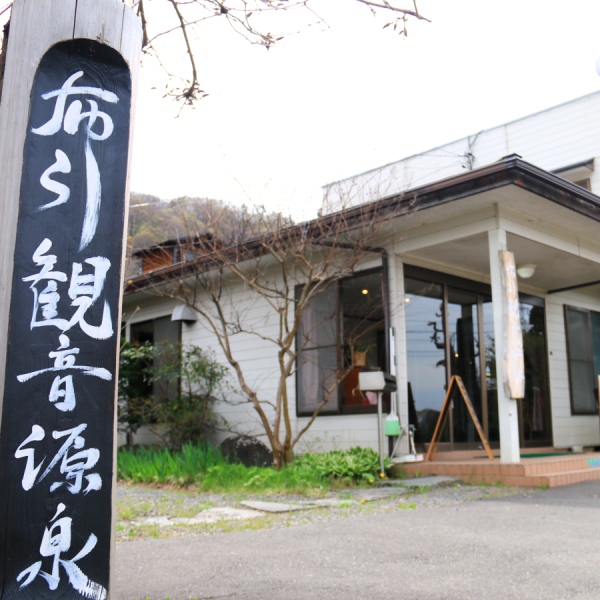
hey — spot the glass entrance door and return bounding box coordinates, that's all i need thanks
[404,269,552,450]
[447,287,483,445]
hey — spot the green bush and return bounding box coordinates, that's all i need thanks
[118,341,229,450]
[296,447,391,483]
[118,339,155,445]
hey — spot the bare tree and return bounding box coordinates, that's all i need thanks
[0,1,429,103]
[126,198,402,467]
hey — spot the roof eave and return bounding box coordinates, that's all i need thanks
[124,156,600,295]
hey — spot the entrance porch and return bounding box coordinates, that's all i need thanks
[398,448,600,487]
[386,157,600,464]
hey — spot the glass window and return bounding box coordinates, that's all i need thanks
[404,278,446,444]
[296,285,339,414]
[296,270,387,416]
[340,270,386,411]
[447,287,481,444]
[521,302,551,441]
[130,316,181,400]
[565,306,599,415]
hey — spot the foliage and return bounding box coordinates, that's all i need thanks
[152,342,229,449]
[296,447,391,483]
[117,444,391,492]
[118,341,229,450]
[118,339,155,445]
[117,442,226,485]
[126,194,249,278]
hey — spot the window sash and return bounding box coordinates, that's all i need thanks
[295,268,387,417]
[296,284,340,415]
[564,306,598,415]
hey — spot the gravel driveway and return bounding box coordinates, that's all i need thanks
[113,481,600,600]
[116,479,537,542]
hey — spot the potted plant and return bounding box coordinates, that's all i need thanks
[351,342,371,367]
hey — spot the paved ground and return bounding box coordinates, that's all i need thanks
[113,480,600,600]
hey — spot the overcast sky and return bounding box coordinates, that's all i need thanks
[128,1,600,220]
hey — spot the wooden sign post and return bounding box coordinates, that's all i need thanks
[0,1,141,598]
[488,230,521,463]
[499,250,525,400]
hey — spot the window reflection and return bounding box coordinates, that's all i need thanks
[404,279,446,444]
[404,271,551,448]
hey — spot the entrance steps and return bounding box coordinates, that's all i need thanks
[397,451,600,488]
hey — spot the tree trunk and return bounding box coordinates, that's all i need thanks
[272,444,294,469]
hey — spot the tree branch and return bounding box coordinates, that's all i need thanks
[167,0,204,104]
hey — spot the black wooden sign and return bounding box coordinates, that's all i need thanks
[0,39,131,599]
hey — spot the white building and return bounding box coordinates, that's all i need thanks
[123,91,600,464]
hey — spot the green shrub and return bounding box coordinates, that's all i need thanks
[118,339,155,445]
[118,341,230,450]
[296,447,391,483]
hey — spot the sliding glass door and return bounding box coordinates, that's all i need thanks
[404,267,551,450]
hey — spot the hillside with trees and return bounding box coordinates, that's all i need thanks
[126,192,245,277]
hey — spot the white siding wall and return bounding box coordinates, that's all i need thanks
[123,263,394,456]
[123,285,282,449]
[183,280,283,448]
[323,92,600,211]
[546,289,600,449]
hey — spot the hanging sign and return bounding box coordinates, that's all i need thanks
[0,39,131,599]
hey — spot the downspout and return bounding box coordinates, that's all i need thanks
[380,250,391,373]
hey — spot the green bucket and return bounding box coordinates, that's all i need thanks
[385,414,402,437]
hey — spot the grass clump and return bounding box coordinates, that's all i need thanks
[117,444,391,494]
[117,442,226,486]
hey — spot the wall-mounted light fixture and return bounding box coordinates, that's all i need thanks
[516,264,536,279]
[171,304,198,323]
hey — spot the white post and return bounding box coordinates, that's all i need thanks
[488,229,520,463]
[388,250,410,456]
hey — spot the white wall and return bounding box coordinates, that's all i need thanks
[122,286,277,448]
[323,91,600,211]
[546,288,600,449]
[123,262,394,456]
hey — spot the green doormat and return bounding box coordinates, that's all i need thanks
[478,452,582,459]
[520,452,582,458]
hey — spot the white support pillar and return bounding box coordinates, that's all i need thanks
[387,250,410,456]
[488,229,521,463]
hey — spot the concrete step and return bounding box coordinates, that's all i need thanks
[520,455,600,476]
[399,453,600,487]
[537,467,600,489]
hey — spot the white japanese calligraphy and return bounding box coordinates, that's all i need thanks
[49,374,76,412]
[24,239,113,340]
[15,425,45,491]
[15,424,101,494]
[39,149,72,210]
[32,71,119,250]
[16,503,107,599]
[17,334,112,383]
